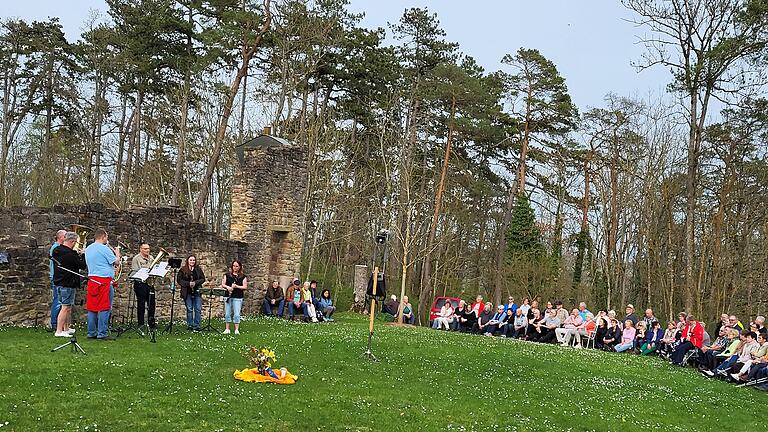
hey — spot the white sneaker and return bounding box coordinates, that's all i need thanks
[223,329,231,335]
[234,329,240,335]
[55,331,71,337]
[67,328,76,334]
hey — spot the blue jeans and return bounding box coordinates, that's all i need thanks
[87,284,114,338]
[615,342,634,352]
[225,298,243,324]
[716,355,738,372]
[185,294,202,328]
[288,302,310,319]
[50,279,61,329]
[262,298,285,316]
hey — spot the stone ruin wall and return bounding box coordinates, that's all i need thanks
[0,137,307,327]
[0,203,249,327]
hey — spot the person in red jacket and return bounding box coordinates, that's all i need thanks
[670,315,704,365]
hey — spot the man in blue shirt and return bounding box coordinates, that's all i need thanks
[84,228,120,340]
[503,296,518,315]
[49,230,66,331]
[578,302,591,321]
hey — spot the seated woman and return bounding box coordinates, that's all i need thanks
[432,300,455,330]
[614,320,637,353]
[483,305,507,336]
[318,289,336,321]
[400,296,416,324]
[573,313,596,347]
[602,319,621,351]
[640,321,664,355]
[733,332,768,381]
[527,300,540,320]
[699,328,739,370]
[658,321,679,358]
[498,307,515,337]
[450,300,465,330]
[634,321,647,351]
[526,309,544,341]
[459,303,477,332]
[594,315,608,350]
[301,281,318,322]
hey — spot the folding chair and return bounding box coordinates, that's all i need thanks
[575,329,596,349]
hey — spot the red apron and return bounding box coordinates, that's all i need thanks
[86,276,112,312]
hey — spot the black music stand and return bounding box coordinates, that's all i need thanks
[161,258,183,335]
[199,288,222,333]
[115,278,141,338]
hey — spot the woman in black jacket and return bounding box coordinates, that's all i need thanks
[177,255,206,331]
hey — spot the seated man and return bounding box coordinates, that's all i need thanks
[382,295,399,316]
[262,280,285,317]
[535,309,561,343]
[509,308,528,339]
[482,305,507,336]
[556,308,583,346]
[472,302,494,334]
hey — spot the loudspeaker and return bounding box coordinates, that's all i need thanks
[366,272,386,301]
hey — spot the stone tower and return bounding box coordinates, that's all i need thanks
[229,131,307,310]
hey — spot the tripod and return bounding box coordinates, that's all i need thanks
[115,283,141,338]
[52,336,86,355]
[361,230,389,362]
[161,268,179,335]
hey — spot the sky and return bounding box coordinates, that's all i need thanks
[2,0,673,113]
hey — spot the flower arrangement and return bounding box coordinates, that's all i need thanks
[235,346,297,384]
[244,347,276,374]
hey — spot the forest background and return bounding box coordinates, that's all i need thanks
[2,0,768,324]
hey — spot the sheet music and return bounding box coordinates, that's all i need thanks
[131,268,151,282]
[149,261,169,278]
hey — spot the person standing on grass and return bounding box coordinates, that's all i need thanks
[221,260,247,335]
[51,231,86,337]
[84,228,120,341]
[177,255,206,331]
[49,229,66,331]
[318,289,336,321]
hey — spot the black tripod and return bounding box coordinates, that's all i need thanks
[115,284,141,338]
[52,336,86,355]
[362,229,390,362]
[161,268,179,335]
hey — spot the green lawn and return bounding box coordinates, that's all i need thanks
[0,313,764,431]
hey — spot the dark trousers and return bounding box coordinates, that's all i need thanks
[134,281,156,328]
[699,350,722,370]
[671,341,694,364]
[539,328,557,343]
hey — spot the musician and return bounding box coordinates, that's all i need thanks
[49,229,66,331]
[51,231,86,337]
[84,228,121,340]
[177,255,205,331]
[131,243,156,331]
[221,260,248,335]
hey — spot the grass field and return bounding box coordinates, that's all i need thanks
[0,313,765,431]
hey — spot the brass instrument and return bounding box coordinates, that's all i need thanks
[106,240,129,281]
[69,224,92,252]
[147,247,169,271]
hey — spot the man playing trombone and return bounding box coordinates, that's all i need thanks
[131,243,156,332]
[84,228,121,340]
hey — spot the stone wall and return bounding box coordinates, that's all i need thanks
[229,137,307,306]
[0,203,249,326]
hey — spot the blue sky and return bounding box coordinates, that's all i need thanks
[3,0,672,112]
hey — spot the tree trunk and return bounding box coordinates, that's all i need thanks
[420,96,455,322]
[192,0,272,222]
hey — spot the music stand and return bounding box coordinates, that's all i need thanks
[199,288,225,333]
[116,271,141,339]
[161,258,183,335]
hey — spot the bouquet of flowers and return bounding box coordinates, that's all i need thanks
[234,346,296,384]
[244,347,276,374]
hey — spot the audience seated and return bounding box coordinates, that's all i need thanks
[473,302,494,334]
[671,316,704,366]
[432,300,455,330]
[555,308,582,346]
[510,308,528,339]
[640,321,663,355]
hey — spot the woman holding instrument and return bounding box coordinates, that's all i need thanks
[177,255,205,331]
[221,260,247,335]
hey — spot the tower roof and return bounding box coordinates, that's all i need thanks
[235,134,292,164]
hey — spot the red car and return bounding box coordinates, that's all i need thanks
[429,296,461,326]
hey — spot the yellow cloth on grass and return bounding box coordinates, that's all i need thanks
[233,368,298,384]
